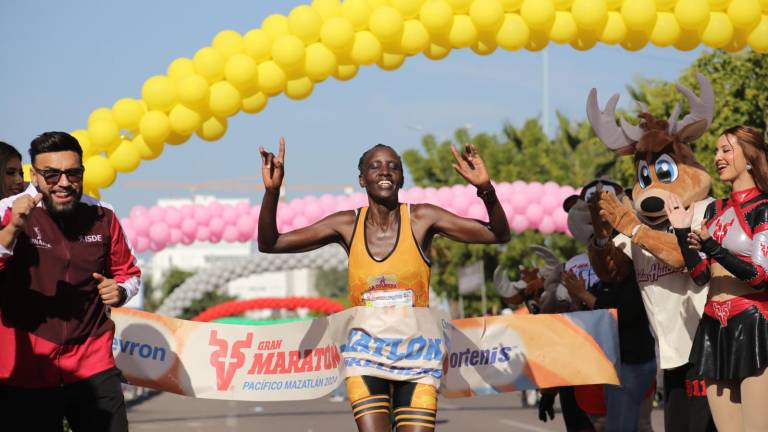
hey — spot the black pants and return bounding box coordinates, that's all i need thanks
[0,367,128,432]
[663,363,716,432]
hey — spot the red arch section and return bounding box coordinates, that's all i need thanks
[191,296,346,322]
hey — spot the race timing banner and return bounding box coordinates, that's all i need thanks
[112,306,619,401]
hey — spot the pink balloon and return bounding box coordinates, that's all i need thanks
[538,216,556,235]
[133,217,150,237]
[467,203,486,220]
[196,226,211,242]
[277,202,295,223]
[134,236,149,252]
[292,215,309,229]
[181,219,197,237]
[169,228,182,244]
[236,215,256,237]
[540,194,560,212]
[451,194,469,214]
[194,207,211,224]
[554,210,569,231]
[181,233,195,245]
[222,206,238,224]
[148,206,166,223]
[511,215,529,233]
[129,206,148,220]
[150,241,164,252]
[543,181,561,194]
[180,204,195,218]
[209,217,225,236]
[208,202,223,215]
[149,222,170,245]
[525,203,544,222]
[250,205,261,217]
[165,207,182,228]
[222,226,239,242]
[235,201,250,214]
[408,187,424,202]
[437,187,453,204]
[526,182,544,197]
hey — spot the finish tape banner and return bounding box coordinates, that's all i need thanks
[112,307,619,401]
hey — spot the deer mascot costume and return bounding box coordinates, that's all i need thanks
[586,73,716,431]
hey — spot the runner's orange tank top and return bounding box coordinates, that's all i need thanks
[348,204,431,307]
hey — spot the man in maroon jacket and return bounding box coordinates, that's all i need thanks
[0,132,141,431]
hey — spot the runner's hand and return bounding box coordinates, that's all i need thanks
[450,143,490,189]
[260,137,285,192]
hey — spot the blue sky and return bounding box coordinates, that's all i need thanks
[0,1,702,216]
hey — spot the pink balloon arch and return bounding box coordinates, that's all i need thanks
[121,181,578,253]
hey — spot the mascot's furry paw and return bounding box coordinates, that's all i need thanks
[599,192,641,236]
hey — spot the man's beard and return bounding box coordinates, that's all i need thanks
[42,187,82,218]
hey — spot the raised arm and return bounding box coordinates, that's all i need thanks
[415,144,510,244]
[666,195,711,286]
[257,138,354,253]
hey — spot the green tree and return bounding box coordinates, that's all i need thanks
[314,268,349,301]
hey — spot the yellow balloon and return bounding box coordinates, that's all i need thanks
[83,187,101,200]
[526,29,550,50]
[727,0,762,29]
[285,77,315,100]
[423,42,452,59]
[258,61,288,96]
[600,11,627,44]
[209,81,241,117]
[305,43,338,81]
[724,28,749,51]
[621,29,650,50]
[655,0,675,11]
[321,17,356,51]
[334,64,359,80]
[84,155,116,190]
[500,0,524,11]
[88,120,120,151]
[242,92,268,114]
[401,20,431,54]
[70,130,95,159]
[674,0,710,30]
[342,0,372,30]
[761,0,768,12]
[622,0,657,31]
[367,0,388,8]
[288,6,323,44]
[212,30,244,59]
[112,98,144,131]
[420,0,454,36]
[350,31,383,64]
[391,0,425,19]
[496,13,531,50]
[571,29,599,50]
[550,11,578,43]
[554,0,573,10]
[88,107,113,126]
[520,0,555,30]
[747,15,768,52]
[271,35,306,71]
[108,140,141,173]
[139,111,171,144]
[702,12,734,47]
[167,57,196,82]
[196,116,228,141]
[470,0,505,32]
[708,0,730,11]
[243,29,272,62]
[177,74,210,109]
[166,131,192,145]
[369,6,405,43]
[141,76,177,112]
[449,15,479,47]
[471,35,498,54]
[377,52,406,69]
[313,0,343,19]
[673,28,702,50]
[132,135,164,161]
[572,0,608,30]
[224,54,259,90]
[168,104,202,136]
[262,14,290,41]
[446,0,472,13]
[193,47,225,83]
[650,11,681,46]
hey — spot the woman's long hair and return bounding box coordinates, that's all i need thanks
[0,141,22,198]
[722,125,768,194]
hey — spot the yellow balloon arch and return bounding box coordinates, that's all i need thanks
[68,0,768,197]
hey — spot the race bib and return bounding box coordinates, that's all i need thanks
[362,289,414,307]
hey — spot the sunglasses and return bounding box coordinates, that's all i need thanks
[33,166,85,185]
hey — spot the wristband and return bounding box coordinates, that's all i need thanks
[630,224,643,238]
[476,184,497,204]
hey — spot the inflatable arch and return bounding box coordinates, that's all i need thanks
[123,181,576,253]
[156,246,348,317]
[191,297,347,321]
[66,0,768,197]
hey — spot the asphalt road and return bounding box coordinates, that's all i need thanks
[127,391,665,431]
